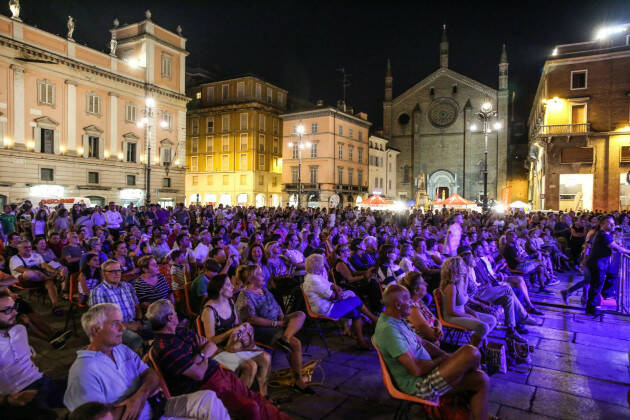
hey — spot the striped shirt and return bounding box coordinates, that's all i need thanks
[89,281,139,322]
[133,274,172,304]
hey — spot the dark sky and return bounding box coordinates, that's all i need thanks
[16,0,630,129]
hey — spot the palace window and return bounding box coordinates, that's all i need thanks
[41,168,54,181]
[125,102,136,123]
[37,80,55,106]
[161,53,172,79]
[87,93,101,115]
[88,172,99,184]
[571,70,587,90]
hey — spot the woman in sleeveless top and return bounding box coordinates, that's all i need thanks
[333,244,381,313]
[201,273,270,396]
[440,257,496,347]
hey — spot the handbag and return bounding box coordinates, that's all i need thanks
[505,336,534,365]
[224,323,255,353]
[485,341,508,374]
[269,359,323,388]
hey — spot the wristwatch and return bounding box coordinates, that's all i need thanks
[198,351,209,360]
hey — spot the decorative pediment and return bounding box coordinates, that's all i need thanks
[122,132,140,141]
[34,116,59,127]
[160,138,174,146]
[393,68,496,106]
[83,124,103,135]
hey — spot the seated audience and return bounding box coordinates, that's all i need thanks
[235,265,314,393]
[374,284,489,420]
[147,299,290,419]
[439,257,496,347]
[201,274,270,395]
[303,253,376,349]
[65,303,229,420]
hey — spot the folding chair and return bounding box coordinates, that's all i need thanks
[301,285,338,357]
[183,282,198,318]
[195,316,205,337]
[64,272,88,332]
[158,263,173,288]
[146,348,172,399]
[372,338,439,420]
[433,289,472,346]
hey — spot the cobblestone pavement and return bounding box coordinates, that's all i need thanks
[24,271,630,419]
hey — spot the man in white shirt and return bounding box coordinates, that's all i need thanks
[64,303,228,420]
[0,290,66,418]
[10,240,60,310]
[193,231,212,264]
[104,202,123,240]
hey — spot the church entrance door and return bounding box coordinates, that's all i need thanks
[436,187,449,201]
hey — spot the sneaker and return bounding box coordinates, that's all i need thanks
[527,306,544,316]
[520,315,539,326]
[546,279,560,287]
[515,324,529,334]
[560,290,569,305]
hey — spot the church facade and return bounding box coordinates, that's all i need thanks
[383,27,509,204]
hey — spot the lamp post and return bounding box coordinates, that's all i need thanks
[287,123,311,208]
[472,102,502,212]
[137,96,169,206]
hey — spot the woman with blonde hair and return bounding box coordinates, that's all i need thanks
[439,256,496,347]
[302,254,376,349]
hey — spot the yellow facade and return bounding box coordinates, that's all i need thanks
[186,76,286,206]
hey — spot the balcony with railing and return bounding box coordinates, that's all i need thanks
[537,123,591,137]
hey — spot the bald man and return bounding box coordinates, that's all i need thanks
[373,283,489,420]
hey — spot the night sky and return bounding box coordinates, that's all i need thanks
[14,0,630,132]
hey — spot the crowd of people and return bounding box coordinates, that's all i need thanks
[0,199,627,420]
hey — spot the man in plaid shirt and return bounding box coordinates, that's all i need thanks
[89,259,146,350]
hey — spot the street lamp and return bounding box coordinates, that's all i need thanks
[472,101,501,212]
[288,123,310,208]
[137,96,169,206]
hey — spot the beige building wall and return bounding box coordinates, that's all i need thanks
[281,106,371,208]
[0,12,188,207]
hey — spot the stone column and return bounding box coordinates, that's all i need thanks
[11,64,25,149]
[65,79,77,153]
[109,92,118,157]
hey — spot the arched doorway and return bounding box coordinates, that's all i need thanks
[428,170,456,201]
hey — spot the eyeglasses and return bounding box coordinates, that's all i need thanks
[105,269,123,274]
[0,305,17,315]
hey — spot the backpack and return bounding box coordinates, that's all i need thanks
[505,336,534,365]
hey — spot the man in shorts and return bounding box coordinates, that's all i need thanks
[373,284,489,420]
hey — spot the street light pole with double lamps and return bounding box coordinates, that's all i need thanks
[470,101,502,212]
[137,96,169,206]
[287,123,311,208]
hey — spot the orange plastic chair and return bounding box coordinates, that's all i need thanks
[158,263,173,287]
[64,272,88,332]
[372,338,438,420]
[147,348,172,399]
[196,316,205,337]
[433,288,472,345]
[183,282,198,318]
[301,284,339,357]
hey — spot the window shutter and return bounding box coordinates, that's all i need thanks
[82,135,89,158]
[53,130,60,154]
[34,128,42,153]
[98,137,105,159]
